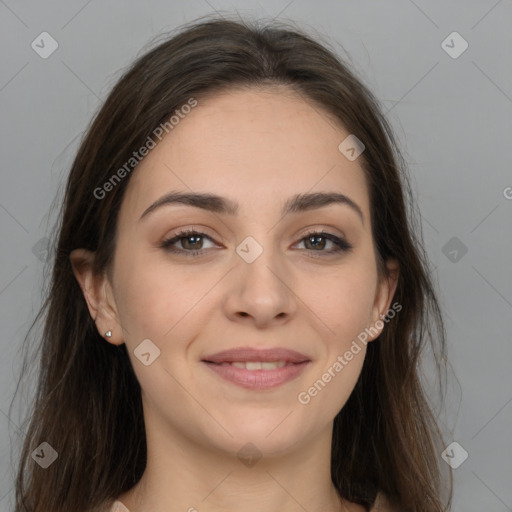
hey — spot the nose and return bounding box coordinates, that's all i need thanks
[222,239,297,329]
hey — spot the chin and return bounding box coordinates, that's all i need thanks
[212,414,309,457]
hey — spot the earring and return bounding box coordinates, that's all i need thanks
[105,330,112,338]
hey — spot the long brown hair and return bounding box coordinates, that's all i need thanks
[11,14,452,512]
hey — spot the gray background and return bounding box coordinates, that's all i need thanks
[1,0,511,510]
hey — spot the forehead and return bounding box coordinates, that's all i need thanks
[120,86,370,224]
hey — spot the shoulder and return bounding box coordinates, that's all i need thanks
[370,491,396,512]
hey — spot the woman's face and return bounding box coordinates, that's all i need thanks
[75,86,398,458]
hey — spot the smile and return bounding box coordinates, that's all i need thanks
[201,346,311,390]
[217,361,287,369]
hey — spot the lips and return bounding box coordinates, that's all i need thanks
[202,347,310,364]
[201,347,311,390]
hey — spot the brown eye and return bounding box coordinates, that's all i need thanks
[178,234,203,250]
[160,230,217,256]
[303,234,328,250]
[296,230,353,254]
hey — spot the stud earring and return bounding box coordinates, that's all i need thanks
[105,330,112,338]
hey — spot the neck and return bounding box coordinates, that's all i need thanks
[117,416,356,512]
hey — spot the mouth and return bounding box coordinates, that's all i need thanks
[201,347,311,390]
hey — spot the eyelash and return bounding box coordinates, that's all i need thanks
[159,228,353,257]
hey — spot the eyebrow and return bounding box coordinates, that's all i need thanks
[139,190,364,225]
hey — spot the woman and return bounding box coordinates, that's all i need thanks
[13,15,452,512]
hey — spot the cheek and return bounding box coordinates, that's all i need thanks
[311,260,376,410]
[297,329,367,421]
[306,262,377,344]
[113,250,216,345]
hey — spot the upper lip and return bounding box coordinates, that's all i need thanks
[202,347,310,364]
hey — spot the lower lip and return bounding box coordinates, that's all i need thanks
[202,361,310,390]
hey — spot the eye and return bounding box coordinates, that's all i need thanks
[160,228,353,257]
[160,229,218,256]
[294,229,353,255]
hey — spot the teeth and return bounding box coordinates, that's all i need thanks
[229,361,287,370]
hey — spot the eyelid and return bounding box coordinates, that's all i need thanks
[294,228,353,253]
[299,225,346,241]
[160,226,353,257]
[160,227,219,249]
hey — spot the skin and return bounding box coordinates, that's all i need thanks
[71,86,399,512]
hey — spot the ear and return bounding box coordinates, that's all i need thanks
[367,258,400,342]
[69,248,124,346]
